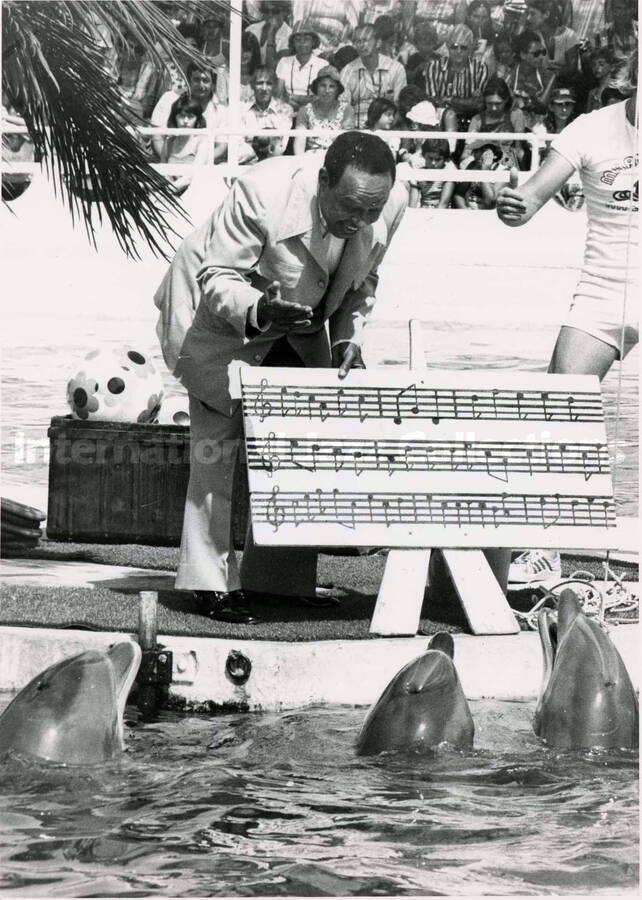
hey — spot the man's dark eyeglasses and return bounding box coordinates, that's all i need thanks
[530,48,547,57]
[449,43,470,50]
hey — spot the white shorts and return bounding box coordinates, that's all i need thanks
[562,288,639,359]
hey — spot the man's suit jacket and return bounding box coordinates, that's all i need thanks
[169,154,407,415]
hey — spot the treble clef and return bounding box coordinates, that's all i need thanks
[253,378,272,423]
[261,431,281,477]
[266,486,286,532]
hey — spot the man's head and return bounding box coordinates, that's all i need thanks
[251,66,277,108]
[447,25,474,63]
[318,132,396,239]
[413,19,439,58]
[353,24,378,61]
[186,63,216,102]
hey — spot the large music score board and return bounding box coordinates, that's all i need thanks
[240,367,617,550]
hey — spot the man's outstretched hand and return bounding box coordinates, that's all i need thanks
[332,342,365,379]
[256,281,313,330]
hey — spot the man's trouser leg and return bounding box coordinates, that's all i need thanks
[175,396,242,592]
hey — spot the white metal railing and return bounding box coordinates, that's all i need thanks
[3,124,552,184]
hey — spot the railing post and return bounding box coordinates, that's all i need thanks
[226,0,243,170]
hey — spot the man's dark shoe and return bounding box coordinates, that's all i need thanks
[194,589,257,624]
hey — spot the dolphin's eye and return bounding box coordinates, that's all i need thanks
[35,681,50,692]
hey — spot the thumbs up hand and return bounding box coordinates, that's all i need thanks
[496,166,528,225]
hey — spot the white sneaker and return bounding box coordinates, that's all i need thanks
[509,550,562,584]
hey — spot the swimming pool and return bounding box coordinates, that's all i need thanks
[0,701,637,896]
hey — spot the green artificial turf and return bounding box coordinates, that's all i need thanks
[1,540,637,640]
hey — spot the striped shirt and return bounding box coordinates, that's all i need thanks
[424,57,489,102]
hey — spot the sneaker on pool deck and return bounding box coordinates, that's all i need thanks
[509,550,562,584]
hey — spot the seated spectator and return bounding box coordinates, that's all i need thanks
[462,76,525,167]
[291,0,361,54]
[466,0,498,73]
[414,0,468,46]
[594,0,637,67]
[493,30,517,81]
[408,137,457,207]
[276,23,327,113]
[340,23,407,127]
[239,67,293,163]
[160,94,209,196]
[397,100,441,166]
[239,30,264,102]
[365,97,400,155]
[544,81,578,132]
[525,0,580,79]
[422,25,489,133]
[406,19,442,85]
[453,140,512,208]
[293,65,353,154]
[585,48,616,111]
[151,63,228,163]
[245,1,292,68]
[398,84,429,120]
[372,13,415,64]
[508,30,557,108]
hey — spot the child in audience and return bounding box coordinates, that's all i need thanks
[161,94,209,195]
[409,138,457,208]
[585,48,616,111]
[365,98,400,155]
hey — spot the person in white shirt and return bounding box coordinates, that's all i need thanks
[239,67,293,163]
[496,59,638,583]
[151,64,228,163]
[340,23,407,128]
[245,0,292,67]
[276,24,326,113]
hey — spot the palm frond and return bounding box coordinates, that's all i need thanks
[2,0,233,258]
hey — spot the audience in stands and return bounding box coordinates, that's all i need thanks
[408,137,457,208]
[239,30,264,101]
[508,30,557,107]
[585,47,616,110]
[161,93,209,195]
[151,63,228,163]
[245,0,292,67]
[98,0,637,207]
[465,1,498,73]
[240,67,293,163]
[405,19,442,85]
[277,23,326,112]
[293,65,354,154]
[340,23,407,127]
[365,97,400,154]
[421,24,489,133]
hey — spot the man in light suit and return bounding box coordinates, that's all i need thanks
[158,132,407,623]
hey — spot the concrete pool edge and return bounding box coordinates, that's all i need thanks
[1,623,637,711]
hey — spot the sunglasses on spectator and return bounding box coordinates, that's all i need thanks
[449,43,470,50]
[529,48,547,57]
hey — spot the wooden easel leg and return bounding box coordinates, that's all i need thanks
[369,549,431,635]
[370,320,520,637]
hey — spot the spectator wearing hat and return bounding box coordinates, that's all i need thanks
[293,65,354,154]
[239,67,293,164]
[246,1,292,69]
[340,23,407,128]
[422,24,489,133]
[276,23,326,112]
[545,81,578,132]
[397,100,441,166]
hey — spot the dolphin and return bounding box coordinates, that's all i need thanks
[535,589,638,750]
[356,633,474,755]
[0,641,142,764]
